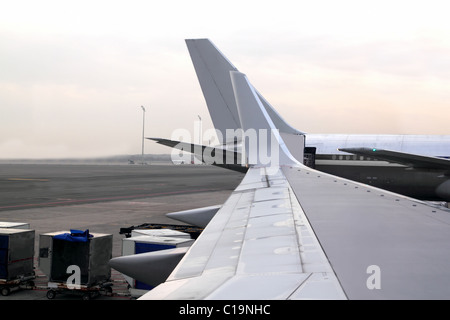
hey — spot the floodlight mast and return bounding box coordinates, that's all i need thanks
[197,115,202,145]
[141,106,146,164]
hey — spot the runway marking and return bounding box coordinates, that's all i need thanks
[0,188,219,210]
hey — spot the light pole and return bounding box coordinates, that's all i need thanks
[141,106,146,165]
[193,115,202,165]
[197,115,202,145]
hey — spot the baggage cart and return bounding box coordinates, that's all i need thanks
[0,274,35,296]
[0,228,35,296]
[39,229,113,300]
[45,280,113,300]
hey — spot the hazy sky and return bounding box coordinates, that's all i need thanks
[1,0,450,158]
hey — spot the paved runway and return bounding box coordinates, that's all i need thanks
[0,163,244,300]
[0,163,244,211]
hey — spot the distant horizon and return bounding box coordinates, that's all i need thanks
[3,130,450,161]
[0,153,173,162]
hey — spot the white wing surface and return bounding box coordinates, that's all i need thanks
[141,164,450,299]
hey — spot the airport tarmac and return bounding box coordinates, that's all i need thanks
[0,163,244,300]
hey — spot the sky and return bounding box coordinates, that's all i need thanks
[1,0,450,159]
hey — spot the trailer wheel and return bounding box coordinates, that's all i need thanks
[100,286,113,296]
[82,293,91,300]
[1,287,10,296]
[46,290,56,299]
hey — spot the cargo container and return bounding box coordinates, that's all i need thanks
[122,235,194,257]
[121,234,194,297]
[0,228,35,281]
[0,228,35,296]
[39,230,113,288]
[0,222,30,229]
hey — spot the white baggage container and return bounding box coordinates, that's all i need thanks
[121,235,193,295]
[122,235,193,256]
[0,222,30,229]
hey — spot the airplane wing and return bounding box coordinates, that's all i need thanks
[339,147,450,172]
[139,70,450,300]
[140,165,450,300]
[140,166,347,299]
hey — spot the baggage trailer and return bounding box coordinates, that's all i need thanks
[45,280,113,300]
[0,228,36,296]
[39,230,113,300]
[0,275,36,296]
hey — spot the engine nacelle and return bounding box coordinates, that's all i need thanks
[166,205,221,227]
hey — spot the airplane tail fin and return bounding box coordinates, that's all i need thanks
[185,39,241,141]
[186,39,305,145]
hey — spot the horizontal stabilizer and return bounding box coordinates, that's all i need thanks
[166,205,222,228]
[109,247,189,288]
[149,138,247,173]
[339,147,450,171]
